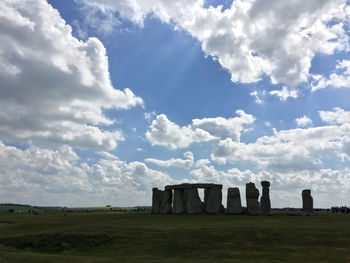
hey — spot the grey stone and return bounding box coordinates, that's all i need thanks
[260,181,271,214]
[160,189,172,214]
[172,188,185,214]
[151,187,162,214]
[227,187,243,214]
[185,187,203,214]
[204,187,222,213]
[302,189,313,213]
[246,182,260,215]
[220,204,225,213]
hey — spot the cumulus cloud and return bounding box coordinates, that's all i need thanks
[320,107,350,125]
[145,151,194,169]
[0,141,172,206]
[212,108,350,170]
[189,159,350,207]
[190,159,350,207]
[0,0,143,150]
[145,114,215,149]
[146,110,254,149]
[270,87,298,101]
[311,60,350,91]
[78,0,350,95]
[143,108,350,206]
[295,115,313,127]
[192,110,255,141]
[96,151,119,160]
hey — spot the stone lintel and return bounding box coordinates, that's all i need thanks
[165,183,222,190]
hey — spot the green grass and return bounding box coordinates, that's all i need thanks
[0,212,349,262]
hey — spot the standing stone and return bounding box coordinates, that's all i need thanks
[260,181,271,214]
[151,188,162,214]
[185,187,203,214]
[160,190,172,214]
[204,187,222,213]
[172,188,185,214]
[227,187,243,214]
[246,182,260,215]
[302,189,313,213]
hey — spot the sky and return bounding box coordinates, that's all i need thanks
[0,0,350,208]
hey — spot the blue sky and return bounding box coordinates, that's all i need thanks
[0,0,350,208]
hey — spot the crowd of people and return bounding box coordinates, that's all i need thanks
[331,206,350,213]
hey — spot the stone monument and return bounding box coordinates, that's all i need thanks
[246,182,260,214]
[226,187,243,214]
[160,189,172,214]
[302,189,313,214]
[151,187,162,214]
[172,188,186,214]
[185,187,204,214]
[151,183,223,214]
[260,181,271,214]
[204,186,222,214]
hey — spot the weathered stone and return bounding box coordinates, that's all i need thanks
[227,187,243,214]
[302,189,313,213]
[246,182,260,215]
[151,188,162,214]
[260,181,271,214]
[185,187,203,214]
[160,190,172,214]
[204,187,222,213]
[220,204,225,213]
[172,188,185,214]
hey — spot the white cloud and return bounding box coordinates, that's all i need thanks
[212,108,350,170]
[270,87,298,101]
[145,151,194,169]
[0,0,143,150]
[77,2,121,35]
[190,160,350,207]
[146,110,254,149]
[320,107,350,125]
[71,19,88,39]
[311,60,350,91]
[250,90,265,104]
[192,110,255,141]
[1,138,349,208]
[190,163,256,187]
[146,114,215,149]
[78,0,350,93]
[144,111,157,122]
[295,115,313,127]
[0,141,173,206]
[96,151,119,160]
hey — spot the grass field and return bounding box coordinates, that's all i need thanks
[0,212,349,262]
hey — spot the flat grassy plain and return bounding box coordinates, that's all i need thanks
[0,212,349,262]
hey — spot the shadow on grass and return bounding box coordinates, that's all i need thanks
[0,233,113,253]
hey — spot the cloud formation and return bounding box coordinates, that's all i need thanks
[78,0,350,95]
[145,151,194,169]
[212,108,350,170]
[312,60,350,91]
[0,0,143,150]
[0,141,172,206]
[146,110,254,149]
[320,107,350,125]
[295,115,313,127]
[190,160,350,207]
